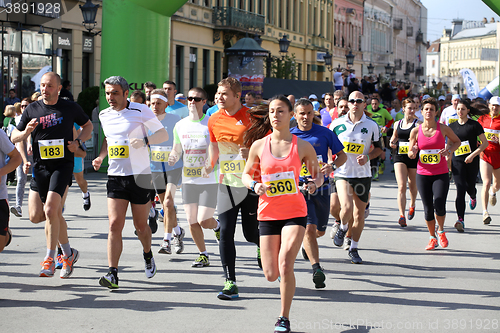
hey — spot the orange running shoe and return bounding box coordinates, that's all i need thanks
[408,206,415,220]
[39,257,55,277]
[425,237,438,250]
[437,231,448,248]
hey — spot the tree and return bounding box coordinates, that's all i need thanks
[265,54,297,80]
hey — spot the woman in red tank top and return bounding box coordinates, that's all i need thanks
[242,96,324,333]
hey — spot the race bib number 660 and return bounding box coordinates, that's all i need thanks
[262,171,297,197]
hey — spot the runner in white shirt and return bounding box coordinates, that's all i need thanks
[329,91,382,264]
[92,76,168,289]
[168,87,221,268]
[439,94,460,124]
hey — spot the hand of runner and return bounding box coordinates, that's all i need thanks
[25,118,38,134]
[303,181,317,194]
[27,143,32,156]
[408,145,418,159]
[129,138,145,149]
[438,148,451,157]
[464,155,474,164]
[23,161,31,174]
[202,166,212,178]
[92,157,103,171]
[356,154,368,166]
[67,140,79,153]
[389,139,398,149]
[254,182,268,196]
[320,163,331,174]
[491,135,499,144]
[167,153,177,166]
[239,145,249,160]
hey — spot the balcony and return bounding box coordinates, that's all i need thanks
[393,18,403,30]
[212,7,265,34]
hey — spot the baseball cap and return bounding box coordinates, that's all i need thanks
[438,95,445,101]
[422,94,430,100]
[321,93,326,99]
[452,94,460,100]
[309,94,318,100]
[489,96,500,105]
[175,93,186,101]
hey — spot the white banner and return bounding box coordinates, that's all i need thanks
[459,68,480,98]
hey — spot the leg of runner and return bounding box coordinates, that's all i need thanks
[28,189,45,223]
[394,163,408,223]
[185,203,206,253]
[334,180,353,249]
[131,202,156,278]
[407,168,418,219]
[480,160,494,224]
[106,198,128,269]
[74,170,91,211]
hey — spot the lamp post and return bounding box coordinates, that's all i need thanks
[266,34,291,78]
[367,63,374,75]
[404,72,410,81]
[345,50,355,68]
[324,51,333,72]
[385,63,393,75]
[79,0,101,36]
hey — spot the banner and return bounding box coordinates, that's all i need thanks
[459,68,480,99]
[478,76,500,100]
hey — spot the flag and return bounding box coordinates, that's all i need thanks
[459,68,480,98]
[418,54,421,63]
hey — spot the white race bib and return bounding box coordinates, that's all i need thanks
[398,142,409,155]
[262,171,298,197]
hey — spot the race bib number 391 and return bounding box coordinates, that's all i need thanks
[220,154,246,174]
[39,139,64,159]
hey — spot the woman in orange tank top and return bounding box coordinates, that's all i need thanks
[242,96,324,333]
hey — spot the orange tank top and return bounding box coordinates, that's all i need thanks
[257,135,307,221]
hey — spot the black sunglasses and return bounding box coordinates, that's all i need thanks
[187,96,203,102]
[349,99,364,104]
[21,105,28,108]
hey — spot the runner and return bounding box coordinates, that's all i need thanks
[449,99,487,231]
[0,128,21,252]
[477,96,500,224]
[73,124,91,211]
[11,72,92,278]
[146,89,186,255]
[242,96,323,333]
[389,97,422,227]
[168,87,221,267]
[205,77,260,300]
[408,97,460,250]
[368,96,394,180]
[290,98,345,288]
[92,76,168,288]
[330,91,382,263]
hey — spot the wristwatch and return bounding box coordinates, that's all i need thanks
[330,161,337,171]
[250,180,258,192]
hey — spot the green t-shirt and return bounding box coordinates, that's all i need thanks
[369,107,393,136]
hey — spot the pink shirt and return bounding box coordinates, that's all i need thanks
[417,123,449,176]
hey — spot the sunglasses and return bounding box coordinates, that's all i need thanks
[21,105,28,108]
[349,99,364,104]
[187,96,203,102]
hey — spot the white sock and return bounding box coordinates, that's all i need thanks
[164,233,172,242]
[46,249,56,260]
[149,207,156,218]
[82,191,89,198]
[173,226,181,235]
[201,251,208,256]
[60,242,72,257]
[340,223,348,231]
[490,189,496,196]
[213,219,220,231]
[350,240,358,250]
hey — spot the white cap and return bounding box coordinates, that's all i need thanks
[452,94,460,100]
[489,96,500,105]
[175,93,186,101]
[321,93,326,99]
[422,94,430,100]
[309,94,318,100]
[438,95,445,101]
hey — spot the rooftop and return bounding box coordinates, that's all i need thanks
[452,22,497,40]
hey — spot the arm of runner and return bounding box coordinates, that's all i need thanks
[77,119,93,142]
[441,124,461,157]
[323,149,347,174]
[11,118,38,144]
[239,144,249,160]
[17,139,30,173]
[92,138,108,171]
[0,147,21,177]
[205,141,219,174]
[242,140,267,196]
[301,140,323,194]
[168,143,182,166]
[465,133,488,164]
[390,120,399,148]
[408,127,419,159]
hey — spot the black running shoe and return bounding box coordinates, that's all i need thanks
[274,316,291,333]
[312,267,326,289]
[99,272,119,289]
[149,209,158,234]
[348,248,363,264]
[333,227,347,247]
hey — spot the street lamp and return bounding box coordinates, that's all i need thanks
[324,51,333,72]
[390,71,396,79]
[253,35,263,46]
[432,79,437,88]
[385,63,393,75]
[443,83,448,91]
[278,34,290,58]
[345,51,355,67]
[367,63,374,75]
[404,72,410,81]
[80,0,101,36]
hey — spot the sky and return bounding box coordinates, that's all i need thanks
[420,0,500,42]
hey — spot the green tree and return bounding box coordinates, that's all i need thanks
[265,54,297,80]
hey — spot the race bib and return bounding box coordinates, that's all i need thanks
[455,141,471,156]
[220,153,245,174]
[39,139,64,160]
[108,140,129,159]
[448,118,458,125]
[398,142,409,155]
[183,167,203,178]
[484,129,500,142]
[420,149,441,164]
[300,155,323,177]
[150,145,171,162]
[262,171,297,197]
[343,140,365,154]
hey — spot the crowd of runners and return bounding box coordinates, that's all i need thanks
[1,71,499,333]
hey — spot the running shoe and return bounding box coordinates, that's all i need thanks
[454,218,465,233]
[39,257,55,277]
[437,231,448,248]
[301,246,309,261]
[407,206,415,220]
[145,257,157,278]
[372,167,379,181]
[425,236,438,250]
[398,216,407,227]
[192,254,210,268]
[333,227,347,247]
[343,236,351,250]
[5,228,12,247]
[83,193,91,211]
[55,254,63,269]
[274,316,291,333]
[10,206,22,217]
[483,211,491,225]
[379,161,385,175]
[312,266,326,289]
[469,197,477,210]
[217,279,239,300]
[348,248,363,264]
[214,219,221,243]
[158,240,172,254]
[330,221,340,239]
[490,193,497,206]
[60,248,80,279]
[99,272,119,289]
[173,227,185,254]
[158,209,164,223]
[257,247,262,269]
[149,209,158,234]
[364,204,370,219]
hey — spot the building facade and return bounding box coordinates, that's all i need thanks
[426,41,440,80]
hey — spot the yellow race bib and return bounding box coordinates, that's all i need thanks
[455,141,471,156]
[300,155,323,177]
[108,140,129,159]
[183,167,203,178]
[220,154,246,174]
[262,171,298,197]
[420,149,441,164]
[398,142,409,155]
[38,139,64,160]
[484,129,500,142]
[343,141,365,154]
[150,145,171,162]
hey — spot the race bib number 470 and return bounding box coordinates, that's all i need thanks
[39,139,64,159]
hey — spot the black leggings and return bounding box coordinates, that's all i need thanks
[217,185,260,281]
[416,173,450,221]
[451,157,479,219]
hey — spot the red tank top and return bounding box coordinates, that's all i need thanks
[257,135,307,221]
[417,123,448,176]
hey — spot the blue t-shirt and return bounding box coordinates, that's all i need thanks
[290,123,344,184]
[149,113,183,172]
[319,108,332,127]
[206,104,219,117]
[312,101,320,111]
[166,100,189,119]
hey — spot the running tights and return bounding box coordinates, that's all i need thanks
[451,158,479,219]
[416,173,449,221]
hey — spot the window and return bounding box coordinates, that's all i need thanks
[175,45,184,93]
[203,49,210,87]
[214,51,221,84]
[432,59,435,68]
[189,47,198,89]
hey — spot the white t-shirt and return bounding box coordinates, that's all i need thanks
[334,72,344,86]
[100,101,164,176]
[173,114,216,184]
[390,108,403,120]
[439,105,456,124]
[330,112,381,178]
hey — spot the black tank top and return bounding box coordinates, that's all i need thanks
[397,118,418,142]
